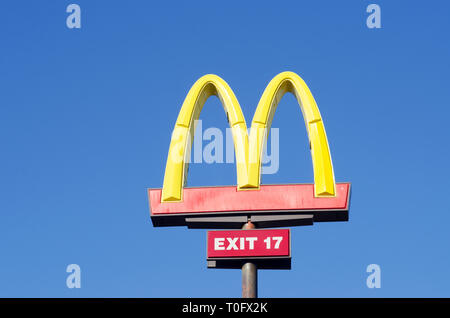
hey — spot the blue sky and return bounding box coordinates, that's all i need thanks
[0,0,449,297]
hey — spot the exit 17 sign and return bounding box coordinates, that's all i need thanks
[207,229,290,259]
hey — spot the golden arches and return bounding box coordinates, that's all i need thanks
[161,72,335,202]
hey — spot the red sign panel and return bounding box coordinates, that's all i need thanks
[150,183,349,215]
[149,183,350,227]
[207,229,290,259]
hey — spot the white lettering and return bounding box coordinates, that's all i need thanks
[214,238,225,250]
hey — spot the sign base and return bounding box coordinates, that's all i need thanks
[207,257,291,270]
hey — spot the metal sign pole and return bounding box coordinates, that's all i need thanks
[242,221,257,298]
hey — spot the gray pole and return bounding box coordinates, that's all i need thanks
[242,221,257,298]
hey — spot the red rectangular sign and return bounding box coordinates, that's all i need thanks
[151,183,349,215]
[149,183,350,227]
[207,229,290,259]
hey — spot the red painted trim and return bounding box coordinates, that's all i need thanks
[149,183,350,215]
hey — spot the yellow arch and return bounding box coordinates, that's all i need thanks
[161,72,335,202]
[248,71,335,197]
[161,75,251,202]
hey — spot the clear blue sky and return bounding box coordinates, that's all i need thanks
[1,1,449,297]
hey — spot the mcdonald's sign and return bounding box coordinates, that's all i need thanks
[149,72,351,228]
